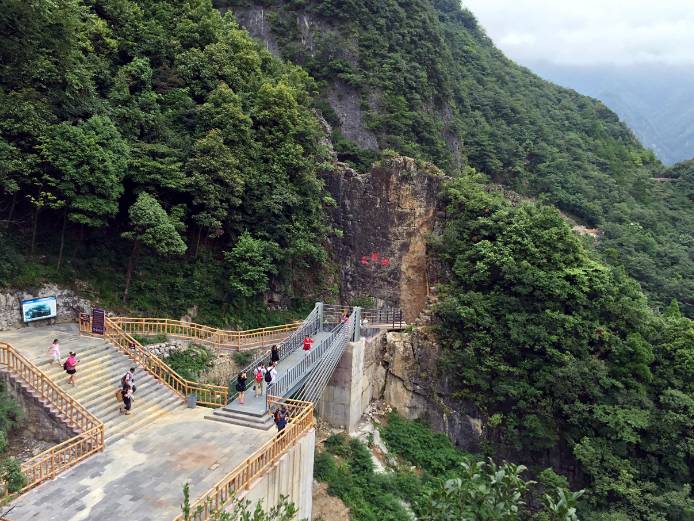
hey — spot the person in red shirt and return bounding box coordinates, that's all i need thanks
[303,336,314,351]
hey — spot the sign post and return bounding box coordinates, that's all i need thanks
[92,308,106,335]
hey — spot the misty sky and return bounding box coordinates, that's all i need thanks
[463,0,694,66]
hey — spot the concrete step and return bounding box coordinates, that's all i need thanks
[80,377,161,410]
[105,396,184,444]
[207,409,274,430]
[96,385,177,423]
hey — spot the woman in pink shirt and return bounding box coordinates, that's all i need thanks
[64,351,78,386]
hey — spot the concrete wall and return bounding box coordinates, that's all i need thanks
[318,330,387,432]
[239,428,315,518]
[0,372,75,444]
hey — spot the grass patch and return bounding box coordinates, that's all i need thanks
[131,333,168,346]
[164,345,214,381]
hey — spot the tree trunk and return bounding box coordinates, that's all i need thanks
[72,223,84,261]
[7,192,17,222]
[123,240,140,303]
[194,225,203,259]
[30,206,40,256]
[57,212,67,270]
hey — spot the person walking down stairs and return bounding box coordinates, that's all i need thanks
[270,344,280,365]
[119,384,134,415]
[48,338,60,365]
[64,351,78,385]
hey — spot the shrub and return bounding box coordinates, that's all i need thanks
[165,345,214,381]
[0,458,27,493]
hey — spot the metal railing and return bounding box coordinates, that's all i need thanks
[294,313,356,404]
[110,317,301,351]
[0,342,104,494]
[81,317,228,407]
[323,304,405,329]
[173,396,314,521]
[231,304,322,402]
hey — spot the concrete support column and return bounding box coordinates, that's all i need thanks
[317,339,366,432]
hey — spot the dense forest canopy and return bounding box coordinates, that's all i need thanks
[0,0,332,323]
[223,0,694,316]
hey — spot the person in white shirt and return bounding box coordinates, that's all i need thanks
[254,364,266,396]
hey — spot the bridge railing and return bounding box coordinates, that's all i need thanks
[266,308,357,406]
[109,317,301,351]
[0,342,104,494]
[99,317,228,407]
[323,304,405,329]
[231,304,322,401]
[174,396,314,521]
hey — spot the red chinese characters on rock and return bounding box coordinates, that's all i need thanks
[358,252,391,268]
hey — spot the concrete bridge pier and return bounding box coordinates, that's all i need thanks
[317,337,371,432]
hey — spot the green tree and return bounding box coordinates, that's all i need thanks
[224,232,278,298]
[122,192,186,302]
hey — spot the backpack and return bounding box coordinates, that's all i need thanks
[265,370,272,383]
[255,369,263,382]
[63,361,68,371]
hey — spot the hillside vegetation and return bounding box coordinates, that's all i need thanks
[225,0,693,316]
[0,0,331,325]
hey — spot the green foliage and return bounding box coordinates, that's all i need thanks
[0,458,27,493]
[235,0,694,316]
[224,232,278,298]
[0,0,331,315]
[165,345,214,381]
[434,174,694,519]
[131,333,168,346]
[232,351,254,367]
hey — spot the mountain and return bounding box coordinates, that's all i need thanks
[222,0,694,316]
[529,62,694,165]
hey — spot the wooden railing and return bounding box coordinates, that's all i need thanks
[0,342,104,494]
[108,317,302,352]
[174,397,314,521]
[87,317,229,407]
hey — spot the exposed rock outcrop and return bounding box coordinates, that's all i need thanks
[324,157,445,322]
[0,284,92,331]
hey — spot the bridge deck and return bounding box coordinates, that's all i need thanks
[225,330,331,415]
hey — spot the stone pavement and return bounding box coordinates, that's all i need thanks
[8,407,273,521]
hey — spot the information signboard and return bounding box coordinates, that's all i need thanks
[21,296,57,323]
[92,307,106,335]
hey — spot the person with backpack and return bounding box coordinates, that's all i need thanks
[119,384,134,415]
[273,404,288,435]
[236,372,248,404]
[64,352,78,385]
[264,363,275,388]
[271,345,280,364]
[48,338,60,365]
[121,368,136,389]
[254,364,266,397]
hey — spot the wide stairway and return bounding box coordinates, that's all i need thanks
[0,326,184,444]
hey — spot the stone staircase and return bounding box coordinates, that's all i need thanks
[206,406,275,430]
[0,328,185,444]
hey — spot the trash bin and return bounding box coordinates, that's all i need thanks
[187,394,197,408]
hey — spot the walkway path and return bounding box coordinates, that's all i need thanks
[7,408,273,520]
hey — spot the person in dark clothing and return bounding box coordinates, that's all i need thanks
[236,372,248,404]
[274,404,288,435]
[271,345,280,364]
[119,384,134,415]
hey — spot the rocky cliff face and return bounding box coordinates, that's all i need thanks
[0,284,92,331]
[323,157,444,322]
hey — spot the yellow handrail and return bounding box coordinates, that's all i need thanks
[106,317,301,351]
[0,342,104,494]
[173,396,314,521]
[97,317,228,407]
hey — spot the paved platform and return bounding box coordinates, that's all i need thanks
[8,407,273,521]
[225,331,331,415]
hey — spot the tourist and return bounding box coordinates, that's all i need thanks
[48,338,60,365]
[303,335,314,351]
[121,367,136,389]
[64,351,78,385]
[269,363,278,384]
[119,384,134,415]
[341,311,349,324]
[274,404,288,435]
[271,344,280,364]
[264,363,276,389]
[254,363,266,397]
[236,372,248,404]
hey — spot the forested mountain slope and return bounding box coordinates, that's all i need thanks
[224,0,694,316]
[0,0,332,323]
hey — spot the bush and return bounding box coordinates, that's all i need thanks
[132,333,168,346]
[165,345,214,381]
[0,458,27,493]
